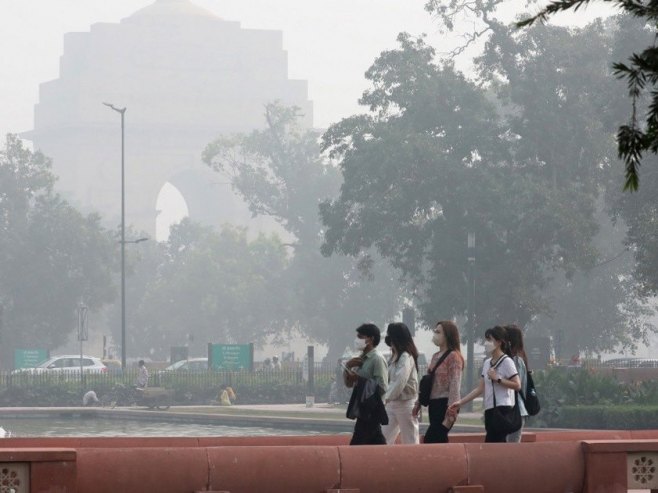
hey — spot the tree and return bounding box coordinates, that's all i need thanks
[203,103,403,358]
[531,204,655,357]
[320,34,598,337]
[421,4,657,353]
[131,219,290,358]
[517,0,658,190]
[0,135,116,367]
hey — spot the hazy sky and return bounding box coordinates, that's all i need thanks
[0,0,452,137]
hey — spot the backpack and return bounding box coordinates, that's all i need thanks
[520,368,540,416]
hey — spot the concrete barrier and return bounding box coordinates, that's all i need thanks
[464,441,584,493]
[3,432,658,492]
[207,446,340,493]
[339,443,468,493]
[76,447,209,493]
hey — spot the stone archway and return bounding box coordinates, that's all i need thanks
[27,0,312,238]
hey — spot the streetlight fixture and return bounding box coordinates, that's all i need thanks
[103,102,128,370]
[465,232,476,411]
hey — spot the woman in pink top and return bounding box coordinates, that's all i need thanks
[413,320,464,443]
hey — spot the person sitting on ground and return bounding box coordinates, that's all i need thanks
[136,360,149,389]
[82,390,100,407]
[218,385,236,406]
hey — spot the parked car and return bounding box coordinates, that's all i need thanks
[12,355,107,374]
[160,357,209,373]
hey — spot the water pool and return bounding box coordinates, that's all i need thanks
[0,417,322,437]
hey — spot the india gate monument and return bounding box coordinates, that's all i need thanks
[25,0,313,237]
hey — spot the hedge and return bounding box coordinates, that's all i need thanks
[556,404,658,429]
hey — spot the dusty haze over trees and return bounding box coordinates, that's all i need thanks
[1,3,657,365]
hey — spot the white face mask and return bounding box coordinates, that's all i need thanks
[432,333,442,347]
[484,340,495,356]
[354,337,367,351]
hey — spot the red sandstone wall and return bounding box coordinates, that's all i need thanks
[70,442,585,493]
[5,432,658,492]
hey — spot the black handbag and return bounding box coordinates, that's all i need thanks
[418,350,451,407]
[519,370,541,416]
[488,356,522,434]
[490,390,522,435]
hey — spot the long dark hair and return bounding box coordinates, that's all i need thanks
[386,322,419,370]
[436,320,465,369]
[484,325,511,356]
[505,324,529,368]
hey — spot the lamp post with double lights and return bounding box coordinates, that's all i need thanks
[103,102,130,370]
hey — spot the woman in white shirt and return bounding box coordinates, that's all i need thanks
[449,325,521,442]
[381,322,420,444]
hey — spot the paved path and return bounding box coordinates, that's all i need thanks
[227,402,483,422]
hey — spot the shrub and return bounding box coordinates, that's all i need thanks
[530,367,658,428]
[558,405,658,429]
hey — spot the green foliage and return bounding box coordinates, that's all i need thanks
[0,135,116,367]
[532,368,658,427]
[559,405,658,429]
[203,103,403,357]
[517,0,658,190]
[130,220,290,357]
[320,33,600,334]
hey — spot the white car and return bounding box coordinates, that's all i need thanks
[160,357,209,373]
[12,355,107,374]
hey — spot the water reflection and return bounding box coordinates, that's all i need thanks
[1,418,321,437]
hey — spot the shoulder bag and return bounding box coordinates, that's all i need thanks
[418,350,452,407]
[488,355,522,434]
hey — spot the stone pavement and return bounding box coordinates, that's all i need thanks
[228,402,483,422]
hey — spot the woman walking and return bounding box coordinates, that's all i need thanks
[449,325,521,443]
[505,324,529,442]
[413,321,464,444]
[381,322,420,444]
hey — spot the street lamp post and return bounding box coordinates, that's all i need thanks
[103,102,127,370]
[465,232,476,411]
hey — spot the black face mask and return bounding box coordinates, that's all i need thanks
[384,335,391,347]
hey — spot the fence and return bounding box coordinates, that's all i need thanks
[0,362,340,406]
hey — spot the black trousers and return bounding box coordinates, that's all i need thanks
[350,417,386,445]
[484,407,512,443]
[423,398,450,444]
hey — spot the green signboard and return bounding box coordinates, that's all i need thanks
[14,349,49,370]
[208,343,253,370]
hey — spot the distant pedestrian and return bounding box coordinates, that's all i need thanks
[272,356,282,370]
[415,321,464,444]
[449,326,521,443]
[505,324,529,443]
[136,360,149,388]
[381,322,419,445]
[344,323,389,445]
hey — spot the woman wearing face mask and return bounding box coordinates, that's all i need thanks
[381,322,420,444]
[449,325,521,443]
[413,321,464,443]
[344,323,389,445]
